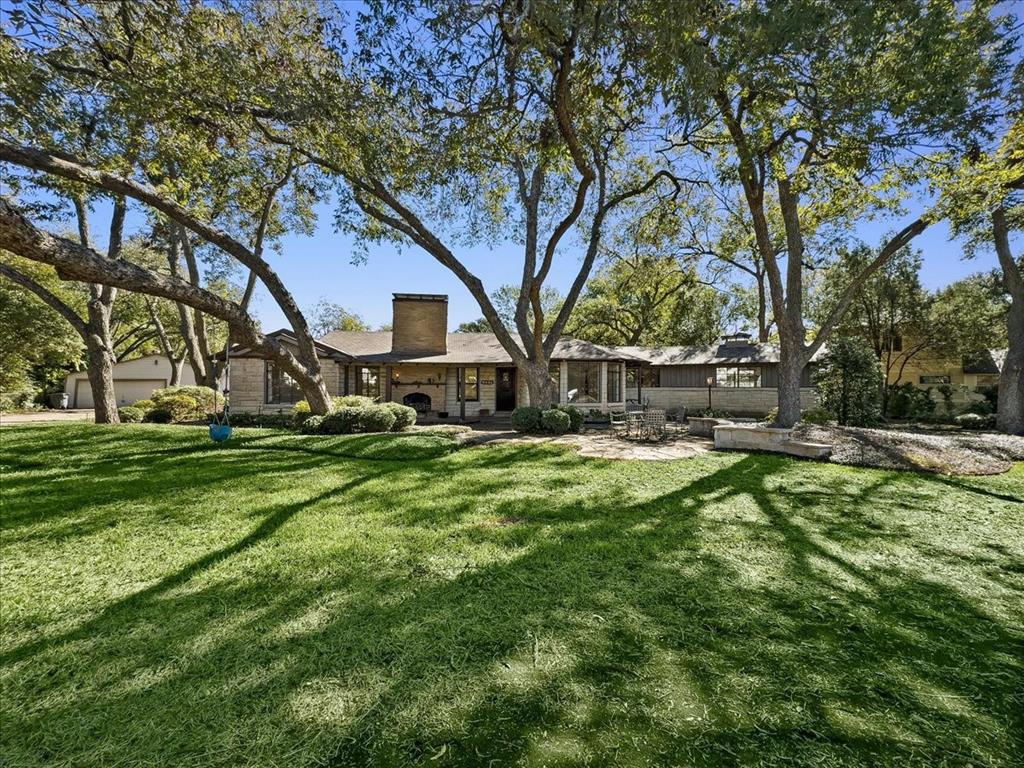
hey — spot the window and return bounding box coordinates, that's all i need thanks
[716,366,761,388]
[920,374,951,385]
[627,367,660,388]
[457,367,479,401]
[549,364,561,403]
[567,362,601,404]
[359,366,381,399]
[266,362,302,404]
[607,363,622,402]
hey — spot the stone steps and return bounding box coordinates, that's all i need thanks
[712,424,832,460]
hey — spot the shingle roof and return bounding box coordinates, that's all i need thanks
[608,342,827,366]
[317,331,647,364]
[963,348,1007,375]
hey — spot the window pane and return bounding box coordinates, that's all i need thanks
[567,362,600,404]
[266,363,301,404]
[549,364,561,403]
[716,367,760,387]
[715,367,734,387]
[457,367,479,401]
[360,366,380,399]
[607,363,621,402]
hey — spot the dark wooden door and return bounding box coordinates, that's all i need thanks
[496,367,516,411]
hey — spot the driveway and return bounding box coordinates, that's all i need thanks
[0,409,95,425]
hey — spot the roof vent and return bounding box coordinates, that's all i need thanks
[721,332,754,347]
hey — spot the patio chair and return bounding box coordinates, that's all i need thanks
[640,409,667,440]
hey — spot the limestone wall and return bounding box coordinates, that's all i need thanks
[634,387,817,416]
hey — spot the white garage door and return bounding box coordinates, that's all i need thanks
[75,379,167,409]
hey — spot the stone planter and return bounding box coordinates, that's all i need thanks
[712,424,832,459]
[688,416,733,437]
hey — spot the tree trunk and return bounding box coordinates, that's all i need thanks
[521,359,557,409]
[756,273,769,342]
[85,296,119,423]
[993,206,1024,434]
[775,350,805,428]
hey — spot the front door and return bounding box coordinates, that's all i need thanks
[496,367,516,411]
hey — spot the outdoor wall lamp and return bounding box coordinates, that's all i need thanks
[705,376,714,410]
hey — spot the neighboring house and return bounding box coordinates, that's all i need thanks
[880,332,1004,407]
[63,354,197,409]
[227,293,820,418]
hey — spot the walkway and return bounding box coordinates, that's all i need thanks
[459,426,714,461]
[1,409,94,425]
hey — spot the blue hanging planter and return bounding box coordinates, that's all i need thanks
[209,424,233,443]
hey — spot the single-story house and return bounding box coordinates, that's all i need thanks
[227,293,819,418]
[881,332,1005,408]
[63,353,197,408]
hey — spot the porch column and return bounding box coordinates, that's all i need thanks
[385,365,393,403]
[459,366,466,422]
[620,363,627,406]
[559,361,569,404]
[599,361,608,411]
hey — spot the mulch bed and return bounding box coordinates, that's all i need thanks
[794,423,1024,475]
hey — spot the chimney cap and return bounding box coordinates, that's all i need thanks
[721,332,753,345]
[392,293,448,302]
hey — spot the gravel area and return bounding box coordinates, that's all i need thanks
[794,423,1024,475]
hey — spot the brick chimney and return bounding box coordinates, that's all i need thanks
[391,293,448,355]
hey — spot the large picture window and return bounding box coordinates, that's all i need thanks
[716,366,761,388]
[457,367,479,401]
[567,362,601,404]
[549,364,561,403]
[266,362,302,404]
[607,363,622,403]
[359,366,381,399]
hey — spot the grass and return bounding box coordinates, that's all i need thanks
[1,424,1022,767]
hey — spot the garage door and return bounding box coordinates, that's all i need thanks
[75,379,167,409]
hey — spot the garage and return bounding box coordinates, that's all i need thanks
[74,379,167,409]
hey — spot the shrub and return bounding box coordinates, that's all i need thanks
[117,406,144,423]
[334,395,376,408]
[153,393,201,422]
[319,407,362,434]
[292,399,313,426]
[0,390,37,412]
[976,384,999,412]
[511,406,542,432]
[357,404,397,433]
[144,408,172,424]
[230,413,292,429]
[131,398,155,414]
[558,405,584,432]
[800,406,832,426]
[382,402,417,431]
[955,412,995,430]
[152,385,217,415]
[300,414,325,434]
[694,407,731,418]
[886,383,935,420]
[957,399,994,416]
[541,408,571,435]
[814,338,883,427]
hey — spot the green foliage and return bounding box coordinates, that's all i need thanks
[381,402,417,431]
[693,408,731,419]
[291,399,313,426]
[357,405,397,434]
[229,413,294,429]
[886,384,936,421]
[117,406,145,423]
[957,399,995,417]
[334,395,376,408]
[152,387,217,416]
[320,408,362,435]
[143,408,173,424]
[540,408,571,435]
[800,406,833,426]
[309,299,370,336]
[510,406,542,433]
[814,338,883,427]
[556,405,584,432]
[131,399,155,414]
[300,414,325,434]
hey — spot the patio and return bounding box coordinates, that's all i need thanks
[457,424,714,461]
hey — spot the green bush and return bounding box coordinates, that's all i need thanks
[886,383,935,420]
[229,413,293,429]
[152,386,217,415]
[800,406,832,425]
[154,393,202,422]
[382,402,417,431]
[814,338,883,426]
[693,407,731,418]
[541,408,571,435]
[957,399,994,416]
[118,406,145,423]
[511,406,542,433]
[292,399,313,426]
[955,412,995,430]
[357,404,397,433]
[144,408,172,424]
[319,407,362,435]
[335,395,376,408]
[131,398,155,414]
[300,414,325,434]
[558,405,584,432]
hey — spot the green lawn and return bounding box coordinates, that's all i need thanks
[1,425,1022,767]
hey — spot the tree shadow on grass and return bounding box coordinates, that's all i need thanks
[2,428,1022,767]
